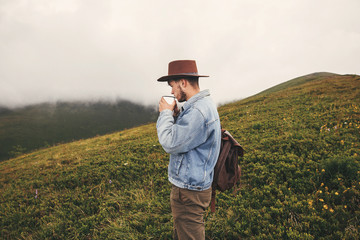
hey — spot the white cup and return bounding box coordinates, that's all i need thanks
[163,95,176,104]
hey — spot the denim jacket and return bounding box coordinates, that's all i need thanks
[156,90,221,191]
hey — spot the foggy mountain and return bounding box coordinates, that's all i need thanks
[0,100,157,161]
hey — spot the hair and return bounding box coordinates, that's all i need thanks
[169,76,199,88]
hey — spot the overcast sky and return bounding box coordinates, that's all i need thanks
[1,0,359,108]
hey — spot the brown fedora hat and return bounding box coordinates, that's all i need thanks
[157,60,209,82]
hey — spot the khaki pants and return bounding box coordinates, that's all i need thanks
[170,185,212,240]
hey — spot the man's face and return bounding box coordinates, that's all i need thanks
[169,80,187,102]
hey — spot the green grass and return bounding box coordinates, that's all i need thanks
[1,73,359,239]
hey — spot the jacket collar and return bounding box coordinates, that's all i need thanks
[182,89,210,111]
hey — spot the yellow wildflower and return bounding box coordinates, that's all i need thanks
[321,169,325,172]
[308,200,313,206]
[340,140,344,145]
[325,187,328,191]
[320,183,324,187]
[323,204,328,209]
[344,205,347,209]
[335,192,339,195]
[319,198,324,202]
[330,208,334,213]
[319,190,322,194]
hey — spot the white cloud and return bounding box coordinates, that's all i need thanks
[0,0,359,107]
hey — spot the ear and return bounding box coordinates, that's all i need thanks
[180,79,187,88]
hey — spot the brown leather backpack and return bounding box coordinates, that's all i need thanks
[211,129,244,212]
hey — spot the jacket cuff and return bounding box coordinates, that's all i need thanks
[159,109,172,116]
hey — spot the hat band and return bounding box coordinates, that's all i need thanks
[170,72,198,75]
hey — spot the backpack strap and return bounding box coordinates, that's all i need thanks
[210,188,216,212]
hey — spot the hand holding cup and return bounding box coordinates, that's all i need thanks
[159,96,176,112]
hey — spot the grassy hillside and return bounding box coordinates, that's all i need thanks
[0,100,157,161]
[1,73,359,239]
[257,72,339,96]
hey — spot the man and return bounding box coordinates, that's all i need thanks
[156,60,221,239]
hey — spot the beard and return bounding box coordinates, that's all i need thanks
[178,88,187,102]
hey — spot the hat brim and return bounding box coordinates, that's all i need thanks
[157,74,209,82]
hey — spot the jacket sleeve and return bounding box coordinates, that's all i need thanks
[156,108,207,154]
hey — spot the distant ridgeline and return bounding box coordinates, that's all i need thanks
[256,72,340,96]
[0,100,157,161]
